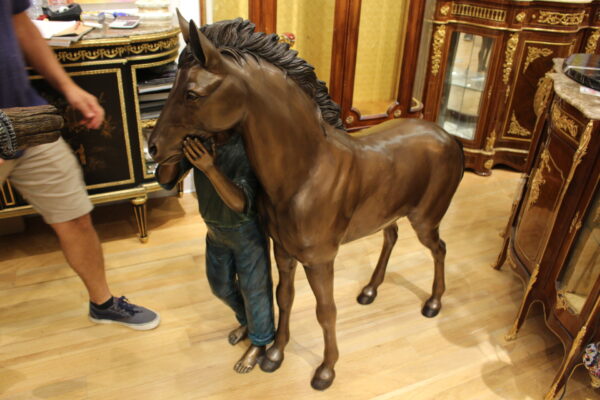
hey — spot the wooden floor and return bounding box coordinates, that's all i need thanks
[0,170,598,400]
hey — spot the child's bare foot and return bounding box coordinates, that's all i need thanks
[228,325,248,345]
[234,344,265,373]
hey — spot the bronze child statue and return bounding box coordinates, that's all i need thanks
[150,13,464,390]
[156,130,274,373]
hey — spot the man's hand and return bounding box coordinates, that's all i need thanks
[183,138,215,172]
[63,85,105,130]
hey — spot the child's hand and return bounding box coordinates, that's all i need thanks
[183,137,214,172]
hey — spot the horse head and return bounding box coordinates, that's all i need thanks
[148,12,248,164]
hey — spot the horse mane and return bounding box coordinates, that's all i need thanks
[191,18,345,131]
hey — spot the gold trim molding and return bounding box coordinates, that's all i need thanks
[551,103,579,139]
[55,36,178,63]
[431,25,446,76]
[569,211,582,234]
[440,4,450,16]
[451,3,506,22]
[508,113,532,137]
[503,33,519,85]
[523,47,553,73]
[528,148,550,207]
[534,75,553,118]
[537,11,585,26]
[516,12,526,23]
[585,29,600,54]
[485,129,497,152]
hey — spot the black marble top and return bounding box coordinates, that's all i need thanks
[563,54,600,91]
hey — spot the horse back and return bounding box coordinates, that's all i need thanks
[339,119,464,242]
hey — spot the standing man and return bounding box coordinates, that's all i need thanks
[0,0,160,330]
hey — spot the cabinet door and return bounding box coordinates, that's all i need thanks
[493,32,577,170]
[31,69,135,193]
[514,99,590,273]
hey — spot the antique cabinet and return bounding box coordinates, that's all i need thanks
[495,61,600,399]
[422,0,600,175]
[0,25,180,242]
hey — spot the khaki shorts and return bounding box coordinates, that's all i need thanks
[0,138,93,224]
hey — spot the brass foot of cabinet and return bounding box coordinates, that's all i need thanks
[131,196,148,243]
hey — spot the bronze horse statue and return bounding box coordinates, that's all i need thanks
[149,15,464,390]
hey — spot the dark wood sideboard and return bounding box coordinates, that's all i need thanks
[495,60,600,399]
[422,0,600,175]
[0,25,180,242]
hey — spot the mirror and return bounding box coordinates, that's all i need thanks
[437,31,493,141]
[558,188,600,314]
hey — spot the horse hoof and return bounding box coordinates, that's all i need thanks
[421,300,441,318]
[356,287,376,305]
[259,348,284,373]
[311,365,335,391]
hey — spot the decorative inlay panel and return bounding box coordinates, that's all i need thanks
[508,112,532,137]
[537,11,585,26]
[523,47,553,73]
[431,25,446,76]
[451,3,506,22]
[551,104,579,139]
[585,30,600,54]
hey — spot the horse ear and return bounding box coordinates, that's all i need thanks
[176,9,189,43]
[189,19,223,71]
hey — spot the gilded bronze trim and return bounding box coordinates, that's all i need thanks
[503,33,520,89]
[484,159,494,169]
[485,129,497,152]
[433,19,590,34]
[534,75,553,118]
[431,25,446,76]
[537,11,585,26]
[523,47,553,73]
[451,3,506,22]
[551,103,579,140]
[545,295,600,400]
[508,112,532,137]
[569,211,582,234]
[463,146,529,155]
[440,4,450,16]
[516,12,526,23]
[585,29,600,54]
[528,148,550,207]
[53,31,179,64]
[506,262,540,341]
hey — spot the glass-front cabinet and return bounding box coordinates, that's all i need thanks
[495,65,600,399]
[422,0,599,176]
[437,32,494,141]
[558,189,600,314]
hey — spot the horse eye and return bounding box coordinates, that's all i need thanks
[186,90,202,101]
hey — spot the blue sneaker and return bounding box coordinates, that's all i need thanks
[89,296,160,331]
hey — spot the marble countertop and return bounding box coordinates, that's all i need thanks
[82,22,177,41]
[550,58,600,121]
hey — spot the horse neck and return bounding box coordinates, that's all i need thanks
[240,65,330,203]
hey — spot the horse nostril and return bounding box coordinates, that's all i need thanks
[148,145,157,158]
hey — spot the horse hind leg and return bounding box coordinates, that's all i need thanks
[410,221,446,318]
[357,223,398,305]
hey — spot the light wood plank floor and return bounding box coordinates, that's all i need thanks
[0,170,598,400]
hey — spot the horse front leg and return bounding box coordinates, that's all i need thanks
[357,223,398,304]
[304,260,338,390]
[260,243,297,373]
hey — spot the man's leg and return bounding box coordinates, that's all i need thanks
[50,213,111,305]
[8,139,159,330]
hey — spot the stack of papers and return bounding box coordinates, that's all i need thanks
[32,20,94,47]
